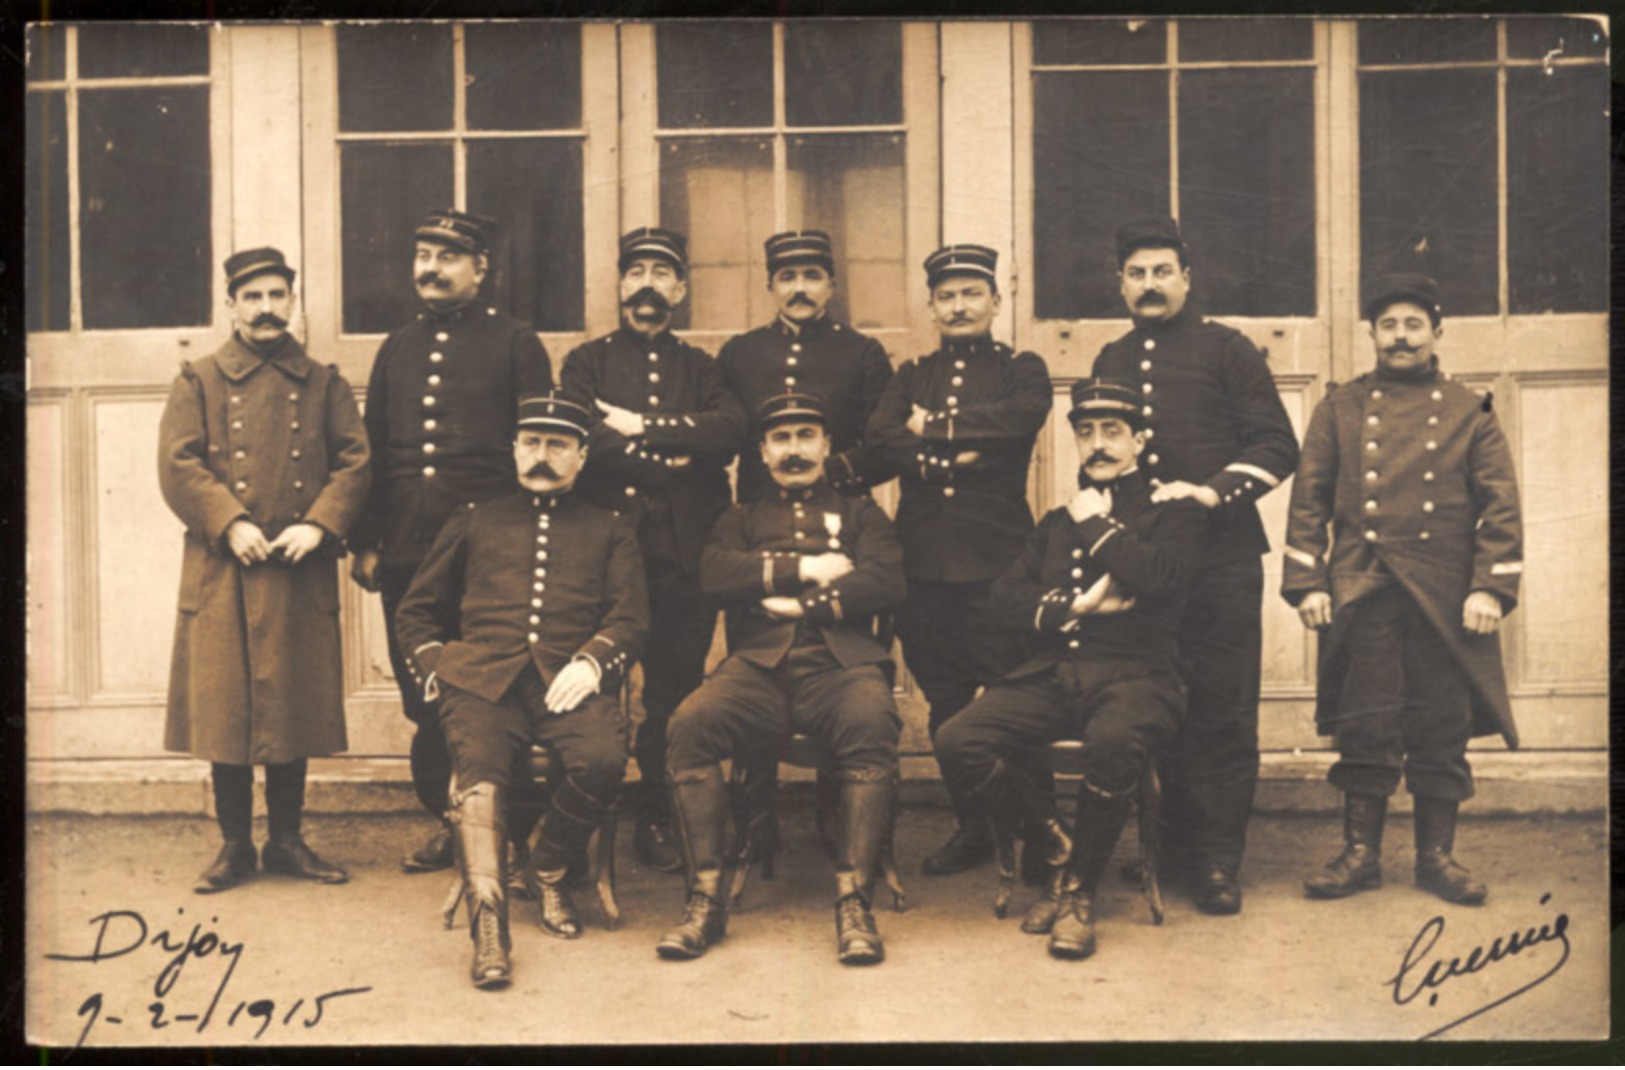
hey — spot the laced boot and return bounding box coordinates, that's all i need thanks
[1049,780,1131,961]
[1413,797,1487,906]
[531,776,613,938]
[656,765,730,960]
[451,782,512,989]
[1304,794,1386,900]
[1021,865,1067,935]
[833,775,894,966]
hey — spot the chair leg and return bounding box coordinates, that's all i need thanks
[992,821,1019,919]
[1139,765,1164,926]
[596,810,621,929]
[880,823,908,913]
[441,872,467,930]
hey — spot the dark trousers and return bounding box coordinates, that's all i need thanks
[636,575,719,805]
[438,664,629,804]
[1327,584,1474,801]
[211,760,310,841]
[667,645,901,780]
[379,564,453,817]
[896,579,1029,737]
[936,659,1184,799]
[1163,556,1264,870]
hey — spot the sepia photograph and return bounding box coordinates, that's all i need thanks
[21,13,1610,1051]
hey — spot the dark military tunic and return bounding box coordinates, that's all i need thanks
[717,315,893,503]
[867,337,1052,583]
[667,481,904,778]
[352,303,554,570]
[1282,362,1523,750]
[160,334,371,765]
[1091,309,1299,567]
[937,469,1206,797]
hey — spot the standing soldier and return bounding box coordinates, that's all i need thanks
[1090,217,1300,915]
[395,394,647,989]
[1283,274,1522,906]
[350,209,555,875]
[160,247,371,892]
[560,227,749,871]
[717,230,894,504]
[656,394,906,966]
[867,244,1051,876]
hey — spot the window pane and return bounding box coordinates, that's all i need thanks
[787,134,906,330]
[467,139,585,332]
[784,22,902,127]
[79,87,211,329]
[1359,70,1498,316]
[1032,71,1170,319]
[1033,19,1165,66]
[657,23,773,129]
[1178,69,1315,317]
[1357,18,1496,66]
[1178,18,1312,62]
[78,23,209,78]
[27,90,69,331]
[1506,16,1608,60]
[465,22,581,131]
[340,142,454,334]
[658,137,775,330]
[26,25,66,82]
[337,24,453,133]
[1506,67,1608,313]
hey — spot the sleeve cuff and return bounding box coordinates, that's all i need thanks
[1035,589,1073,632]
[1074,514,1122,555]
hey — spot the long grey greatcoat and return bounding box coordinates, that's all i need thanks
[159,335,371,764]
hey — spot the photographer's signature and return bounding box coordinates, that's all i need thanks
[46,906,371,1051]
[1389,892,1570,1039]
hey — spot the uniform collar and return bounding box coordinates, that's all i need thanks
[939,334,997,358]
[775,311,832,338]
[419,300,486,326]
[1077,465,1144,494]
[525,489,572,512]
[774,479,830,504]
[218,333,312,382]
[616,324,679,350]
[1131,307,1195,338]
[1374,355,1442,383]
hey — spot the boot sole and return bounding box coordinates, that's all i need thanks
[1047,939,1096,960]
[1416,880,1486,906]
[472,970,512,990]
[656,939,713,960]
[838,946,885,966]
[402,857,454,873]
[1304,877,1381,900]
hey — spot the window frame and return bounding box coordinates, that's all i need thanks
[26,23,232,391]
[617,21,941,357]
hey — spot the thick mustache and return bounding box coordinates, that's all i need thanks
[1085,450,1120,467]
[622,286,671,313]
[787,293,817,307]
[416,273,450,288]
[776,456,816,473]
[525,463,560,479]
[1135,292,1167,306]
[1385,343,1419,354]
[251,313,288,328]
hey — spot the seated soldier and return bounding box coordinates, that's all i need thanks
[395,394,647,990]
[935,379,1207,961]
[657,393,906,966]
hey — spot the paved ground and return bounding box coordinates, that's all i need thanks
[25,798,1610,1052]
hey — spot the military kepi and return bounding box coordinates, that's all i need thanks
[517,393,592,440]
[756,391,829,434]
[1068,378,1146,431]
[924,244,998,290]
[224,247,296,296]
[765,230,835,275]
[417,208,499,255]
[619,227,689,275]
[1115,216,1185,265]
[1363,273,1441,324]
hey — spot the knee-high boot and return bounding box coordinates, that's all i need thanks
[656,764,730,960]
[451,782,511,989]
[1049,781,1132,961]
[834,774,896,966]
[531,776,613,938]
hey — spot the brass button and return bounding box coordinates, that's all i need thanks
[428,374,442,387]
[423,466,436,478]
[429,352,444,364]
[424,419,437,431]
[943,487,956,498]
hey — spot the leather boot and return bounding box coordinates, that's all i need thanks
[1021,866,1067,935]
[262,835,349,884]
[1304,793,1386,900]
[1413,797,1487,906]
[530,776,613,938]
[1049,782,1131,961]
[634,779,682,874]
[921,773,994,876]
[657,765,730,960]
[833,776,894,966]
[195,840,257,894]
[402,820,456,873]
[451,782,512,989]
[1188,775,1255,915]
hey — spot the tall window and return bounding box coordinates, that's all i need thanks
[26,23,213,332]
[335,22,585,334]
[654,21,908,332]
[1359,16,1608,316]
[1030,18,1318,320]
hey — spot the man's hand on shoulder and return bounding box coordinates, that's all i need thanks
[1150,479,1220,509]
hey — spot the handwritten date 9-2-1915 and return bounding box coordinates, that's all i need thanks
[45,907,371,1050]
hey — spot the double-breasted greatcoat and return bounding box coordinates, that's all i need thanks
[159,335,371,765]
[1281,363,1523,747]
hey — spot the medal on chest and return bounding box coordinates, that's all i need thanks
[823,512,843,550]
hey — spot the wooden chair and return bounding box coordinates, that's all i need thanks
[440,743,623,930]
[991,740,1163,925]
